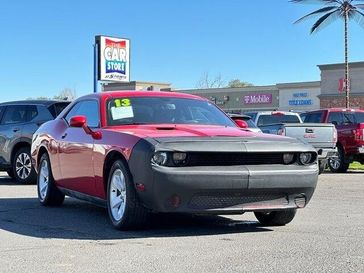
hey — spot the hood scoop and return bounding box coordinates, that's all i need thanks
[156,126,176,130]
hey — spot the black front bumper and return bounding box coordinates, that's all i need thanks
[134,164,318,214]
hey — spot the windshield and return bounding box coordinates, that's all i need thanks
[106,97,236,127]
[257,114,300,126]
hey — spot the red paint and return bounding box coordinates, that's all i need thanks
[31,91,282,200]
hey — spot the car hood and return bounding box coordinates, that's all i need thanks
[105,124,280,139]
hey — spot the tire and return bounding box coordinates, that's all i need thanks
[328,146,349,173]
[37,153,65,206]
[12,147,36,184]
[107,160,150,230]
[6,169,15,179]
[254,209,297,226]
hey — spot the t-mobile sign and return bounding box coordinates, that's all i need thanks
[243,93,272,104]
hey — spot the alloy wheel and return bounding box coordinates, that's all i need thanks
[109,168,127,221]
[15,153,32,180]
[38,159,49,200]
[329,158,341,170]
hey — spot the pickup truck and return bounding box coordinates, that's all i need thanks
[302,108,364,173]
[245,111,338,173]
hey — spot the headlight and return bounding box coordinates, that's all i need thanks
[298,152,313,165]
[283,153,295,164]
[152,152,168,166]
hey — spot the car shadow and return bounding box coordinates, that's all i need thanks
[0,175,20,186]
[0,197,272,240]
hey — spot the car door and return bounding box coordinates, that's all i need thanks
[0,105,27,166]
[57,100,100,196]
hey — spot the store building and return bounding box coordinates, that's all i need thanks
[103,81,172,92]
[100,61,364,111]
[178,85,279,113]
[319,61,364,108]
[277,81,321,112]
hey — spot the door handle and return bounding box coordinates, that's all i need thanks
[13,128,20,133]
[61,133,68,139]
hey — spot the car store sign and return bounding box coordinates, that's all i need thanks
[243,93,272,105]
[96,36,130,82]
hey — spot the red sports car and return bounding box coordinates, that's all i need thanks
[31,91,318,230]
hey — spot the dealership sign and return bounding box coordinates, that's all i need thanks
[96,36,130,82]
[243,93,272,104]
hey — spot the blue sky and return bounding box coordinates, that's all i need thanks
[1,0,364,101]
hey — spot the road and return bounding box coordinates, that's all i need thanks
[0,172,363,273]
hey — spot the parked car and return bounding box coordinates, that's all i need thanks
[302,108,364,173]
[0,100,70,183]
[245,111,337,174]
[227,113,262,133]
[31,91,318,230]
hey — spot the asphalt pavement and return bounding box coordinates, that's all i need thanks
[0,171,363,273]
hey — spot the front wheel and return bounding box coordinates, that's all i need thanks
[254,209,297,226]
[107,160,150,230]
[37,153,65,206]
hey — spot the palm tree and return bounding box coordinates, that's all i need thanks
[292,0,364,108]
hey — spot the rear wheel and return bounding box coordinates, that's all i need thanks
[328,147,349,173]
[107,160,150,230]
[254,209,297,226]
[37,153,65,206]
[12,147,36,184]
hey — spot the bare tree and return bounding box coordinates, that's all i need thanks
[53,88,77,101]
[196,72,225,89]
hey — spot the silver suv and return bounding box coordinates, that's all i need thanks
[0,100,70,183]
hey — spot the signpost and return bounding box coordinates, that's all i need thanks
[94,35,130,93]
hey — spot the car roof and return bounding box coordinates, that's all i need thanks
[228,113,252,119]
[0,100,70,106]
[254,111,299,115]
[79,91,207,101]
[307,108,364,113]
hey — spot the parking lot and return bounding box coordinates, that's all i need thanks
[0,171,363,273]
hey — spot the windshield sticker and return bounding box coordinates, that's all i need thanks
[115,98,131,107]
[111,106,134,120]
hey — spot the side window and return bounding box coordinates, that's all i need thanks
[343,113,355,124]
[0,106,5,121]
[304,112,323,123]
[65,100,100,128]
[36,105,54,121]
[328,112,343,125]
[27,105,38,122]
[355,112,364,123]
[1,105,27,125]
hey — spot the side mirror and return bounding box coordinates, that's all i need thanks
[331,121,338,126]
[70,115,86,128]
[69,115,102,140]
[235,119,248,129]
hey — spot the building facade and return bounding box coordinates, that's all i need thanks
[319,62,364,108]
[103,81,172,92]
[100,62,364,112]
[179,85,279,113]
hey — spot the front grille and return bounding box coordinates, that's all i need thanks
[185,152,284,166]
[189,192,287,210]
